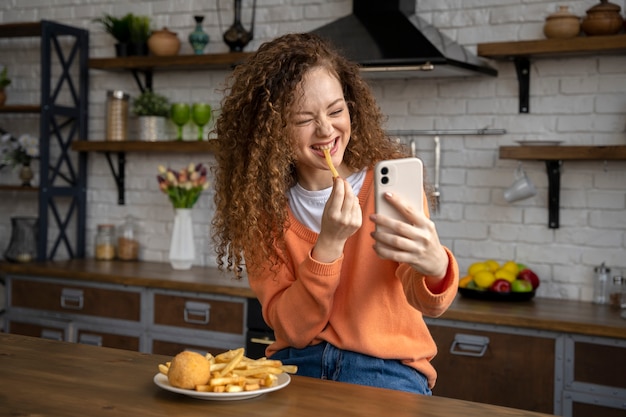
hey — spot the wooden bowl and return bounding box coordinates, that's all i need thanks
[544,6,581,39]
[581,0,624,36]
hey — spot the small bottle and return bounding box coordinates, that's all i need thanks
[117,216,139,261]
[593,262,610,304]
[609,275,624,310]
[95,224,116,260]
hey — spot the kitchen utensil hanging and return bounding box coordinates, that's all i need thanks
[433,136,441,213]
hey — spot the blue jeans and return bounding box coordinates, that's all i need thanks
[271,342,431,395]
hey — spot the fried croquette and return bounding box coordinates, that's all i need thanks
[167,351,211,389]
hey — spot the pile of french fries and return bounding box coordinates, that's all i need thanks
[159,347,297,393]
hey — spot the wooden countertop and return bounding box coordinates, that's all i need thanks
[1,333,556,417]
[0,259,256,298]
[1,260,625,340]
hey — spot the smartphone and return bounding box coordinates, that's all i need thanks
[374,157,424,232]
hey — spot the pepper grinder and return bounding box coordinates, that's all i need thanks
[593,262,611,304]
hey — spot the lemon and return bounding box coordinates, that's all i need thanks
[473,270,496,288]
[494,268,516,283]
[485,259,500,272]
[468,262,488,276]
[502,260,519,275]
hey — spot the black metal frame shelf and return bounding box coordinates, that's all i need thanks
[0,21,89,261]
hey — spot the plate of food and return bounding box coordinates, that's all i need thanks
[154,348,295,401]
[515,140,563,146]
[153,372,290,401]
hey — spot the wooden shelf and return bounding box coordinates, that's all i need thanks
[477,34,626,59]
[0,185,39,192]
[89,52,253,72]
[499,145,626,229]
[0,105,40,113]
[71,140,219,153]
[71,140,219,205]
[477,34,626,113]
[0,22,42,38]
[499,145,626,161]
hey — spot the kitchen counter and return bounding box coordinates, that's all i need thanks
[1,260,624,340]
[1,332,557,417]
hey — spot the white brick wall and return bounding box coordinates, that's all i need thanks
[1,0,625,301]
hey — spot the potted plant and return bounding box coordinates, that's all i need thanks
[130,15,151,56]
[93,13,133,56]
[132,90,171,141]
[0,66,11,106]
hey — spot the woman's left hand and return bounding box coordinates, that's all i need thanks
[369,192,448,280]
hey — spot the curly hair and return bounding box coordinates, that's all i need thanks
[212,33,408,278]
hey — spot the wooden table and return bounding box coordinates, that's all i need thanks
[1,333,556,417]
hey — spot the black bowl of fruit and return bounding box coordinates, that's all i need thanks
[459,260,539,302]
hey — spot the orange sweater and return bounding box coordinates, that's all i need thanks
[248,169,459,388]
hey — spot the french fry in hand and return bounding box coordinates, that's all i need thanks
[323,148,339,178]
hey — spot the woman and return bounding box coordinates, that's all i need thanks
[212,33,458,394]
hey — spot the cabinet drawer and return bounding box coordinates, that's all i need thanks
[8,320,69,342]
[573,341,626,389]
[76,329,140,351]
[429,324,555,414]
[11,279,140,321]
[153,293,244,334]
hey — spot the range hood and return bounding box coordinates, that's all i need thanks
[311,0,497,79]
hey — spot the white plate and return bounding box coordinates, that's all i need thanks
[515,140,563,146]
[153,372,290,401]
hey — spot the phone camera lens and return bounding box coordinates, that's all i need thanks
[381,167,389,175]
[381,176,389,184]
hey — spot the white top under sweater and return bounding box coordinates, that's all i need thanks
[287,169,367,233]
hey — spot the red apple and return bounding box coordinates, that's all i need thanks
[517,268,540,289]
[489,278,511,293]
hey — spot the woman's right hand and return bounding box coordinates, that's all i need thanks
[312,177,362,263]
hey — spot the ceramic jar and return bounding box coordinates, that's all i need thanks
[544,6,581,39]
[148,28,181,56]
[581,0,624,36]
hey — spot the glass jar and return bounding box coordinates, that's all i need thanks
[117,216,139,261]
[106,90,130,141]
[609,275,624,310]
[95,224,116,260]
[593,263,611,304]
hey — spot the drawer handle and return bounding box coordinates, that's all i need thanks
[41,329,63,341]
[250,337,275,346]
[184,301,211,324]
[450,333,489,357]
[79,333,103,347]
[60,288,84,310]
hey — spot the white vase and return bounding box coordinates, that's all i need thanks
[169,208,195,270]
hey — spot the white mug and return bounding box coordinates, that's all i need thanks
[504,166,536,203]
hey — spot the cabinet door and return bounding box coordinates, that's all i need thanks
[429,324,555,414]
[153,293,244,334]
[11,279,140,321]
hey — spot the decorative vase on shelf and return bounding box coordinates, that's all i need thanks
[19,162,34,187]
[223,0,256,52]
[4,216,38,263]
[189,15,209,55]
[147,28,181,56]
[169,208,195,270]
